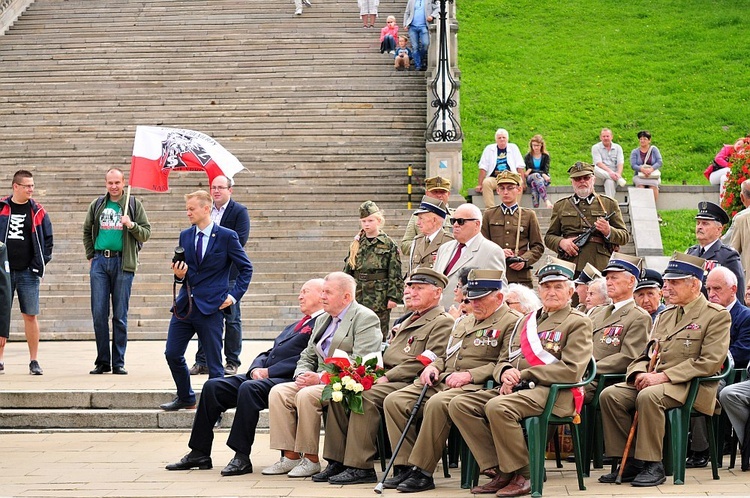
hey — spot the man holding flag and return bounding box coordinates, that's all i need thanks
[84,168,151,375]
[450,258,593,496]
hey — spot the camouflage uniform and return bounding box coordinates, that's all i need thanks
[344,233,403,338]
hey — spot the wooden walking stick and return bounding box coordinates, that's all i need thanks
[616,339,660,484]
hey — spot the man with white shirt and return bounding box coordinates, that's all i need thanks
[433,203,506,309]
[262,272,382,478]
[476,129,525,208]
[591,128,626,198]
[407,196,454,274]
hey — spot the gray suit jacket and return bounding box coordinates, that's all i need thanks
[294,301,382,377]
[433,234,507,309]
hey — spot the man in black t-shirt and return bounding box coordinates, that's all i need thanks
[0,170,54,375]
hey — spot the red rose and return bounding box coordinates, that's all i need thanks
[356,365,366,376]
[321,372,331,385]
[361,376,374,390]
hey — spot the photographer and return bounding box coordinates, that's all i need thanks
[161,190,253,411]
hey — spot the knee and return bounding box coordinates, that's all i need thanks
[482,177,496,189]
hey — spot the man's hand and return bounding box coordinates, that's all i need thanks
[509,261,526,272]
[295,371,321,388]
[503,248,515,258]
[500,368,522,395]
[608,170,620,182]
[121,214,133,229]
[475,184,483,193]
[219,297,233,310]
[558,237,579,257]
[594,217,612,238]
[387,300,398,310]
[375,375,390,384]
[444,371,472,388]
[633,371,669,390]
[427,15,433,22]
[251,368,269,380]
[419,365,440,386]
[172,261,187,280]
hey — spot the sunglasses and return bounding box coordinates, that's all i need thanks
[462,298,471,305]
[450,217,479,226]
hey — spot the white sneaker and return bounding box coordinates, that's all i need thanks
[302,0,312,6]
[617,177,627,187]
[294,8,302,15]
[287,457,321,478]
[262,456,301,475]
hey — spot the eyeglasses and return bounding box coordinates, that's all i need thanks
[572,175,593,182]
[462,298,471,305]
[210,186,230,191]
[14,183,34,189]
[450,217,479,226]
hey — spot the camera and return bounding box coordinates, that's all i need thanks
[172,246,185,264]
[506,256,527,267]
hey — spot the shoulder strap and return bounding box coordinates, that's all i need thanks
[94,195,106,214]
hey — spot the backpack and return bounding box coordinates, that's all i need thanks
[94,195,144,251]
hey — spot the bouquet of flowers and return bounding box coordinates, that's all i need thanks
[721,140,750,218]
[320,349,385,414]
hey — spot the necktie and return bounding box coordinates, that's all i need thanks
[698,247,705,257]
[294,315,312,332]
[539,310,549,322]
[604,304,614,319]
[443,243,466,275]
[320,317,341,357]
[196,232,204,265]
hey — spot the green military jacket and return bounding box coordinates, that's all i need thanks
[344,232,403,312]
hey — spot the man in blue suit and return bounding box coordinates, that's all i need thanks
[191,175,251,376]
[165,278,325,475]
[161,190,253,411]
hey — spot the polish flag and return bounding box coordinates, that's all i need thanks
[129,126,245,192]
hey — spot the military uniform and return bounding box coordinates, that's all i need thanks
[545,193,630,273]
[344,232,403,337]
[322,305,454,469]
[400,212,454,255]
[408,229,454,274]
[481,206,544,286]
[586,301,650,402]
[600,294,730,462]
[450,304,593,473]
[0,242,10,341]
[382,303,523,471]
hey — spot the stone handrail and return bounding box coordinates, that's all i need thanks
[1,0,34,35]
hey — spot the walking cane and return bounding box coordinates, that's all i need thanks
[374,375,434,494]
[616,339,660,484]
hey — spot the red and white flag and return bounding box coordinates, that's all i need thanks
[129,126,245,192]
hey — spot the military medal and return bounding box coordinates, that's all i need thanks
[491,340,498,347]
[474,338,482,346]
[684,338,692,348]
[404,336,415,354]
[612,337,620,347]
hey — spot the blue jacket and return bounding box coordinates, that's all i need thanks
[0,196,53,278]
[247,314,320,379]
[175,223,253,316]
[730,302,750,369]
[217,198,250,281]
[688,241,746,305]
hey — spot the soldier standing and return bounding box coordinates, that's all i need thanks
[545,162,629,274]
[481,171,544,287]
[344,201,403,338]
[400,176,453,254]
[407,196,453,274]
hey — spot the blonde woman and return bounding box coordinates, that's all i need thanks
[343,201,402,338]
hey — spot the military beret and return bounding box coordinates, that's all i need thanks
[495,170,522,186]
[602,252,644,279]
[425,176,451,192]
[406,267,449,289]
[573,263,602,285]
[662,251,705,280]
[414,195,449,218]
[635,268,664,291]
[466,269,505,300]
[695,201,729,225]
[568,161,595,178]
[359,200,381,219]
[536,256,576,284]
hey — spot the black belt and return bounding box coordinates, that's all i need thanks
[353,270,388,281]
[96,250,121,258]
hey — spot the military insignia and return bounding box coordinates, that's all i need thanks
[612,337,620,347]
[684,339,693,348]
[685,323,701,330]
[704,260,719,272]
[491,340,498,347]
[474,338,482,347]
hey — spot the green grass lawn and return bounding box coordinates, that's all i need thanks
[457,0,750,194]
[659,210,697,255]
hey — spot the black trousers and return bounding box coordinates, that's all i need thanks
[188,374,281,456]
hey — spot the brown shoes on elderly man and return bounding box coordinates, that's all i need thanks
[471,471,531,496]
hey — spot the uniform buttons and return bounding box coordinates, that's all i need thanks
[457,357,462,361]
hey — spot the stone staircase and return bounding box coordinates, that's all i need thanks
[0,0,429,341]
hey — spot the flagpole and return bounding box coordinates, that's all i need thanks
[124,185,131,212]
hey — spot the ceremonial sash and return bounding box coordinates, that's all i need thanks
[517,312,585,422]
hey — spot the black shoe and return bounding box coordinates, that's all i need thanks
[396,469,435,493]
[383,465,412,489]
[631,461,666,487]
[29,360,43,375]
[166,453,212,471]
[598,460,644,483]
[112,366,128,375]
[311,461,346,482]
[686,450,709,468]
[160,397,196,411]
[221,456,253,476]
[328,467,377,485]
[90,364,111,374]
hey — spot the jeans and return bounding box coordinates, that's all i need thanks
[195,280,243,367]
[408,24,429,69]
[10,268,40,315]
[90,255,134,368]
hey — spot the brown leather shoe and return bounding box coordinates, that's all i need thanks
[495,474,531,497]
[471,473,511,494]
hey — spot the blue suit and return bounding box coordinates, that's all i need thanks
[195,198,251,367]
[165,223,253,404]
[188,315,318,456]
[730,302,750,369]
[688,240,746,305]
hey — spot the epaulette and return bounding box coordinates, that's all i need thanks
[706,301,728,312]
[569,307,587,317]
